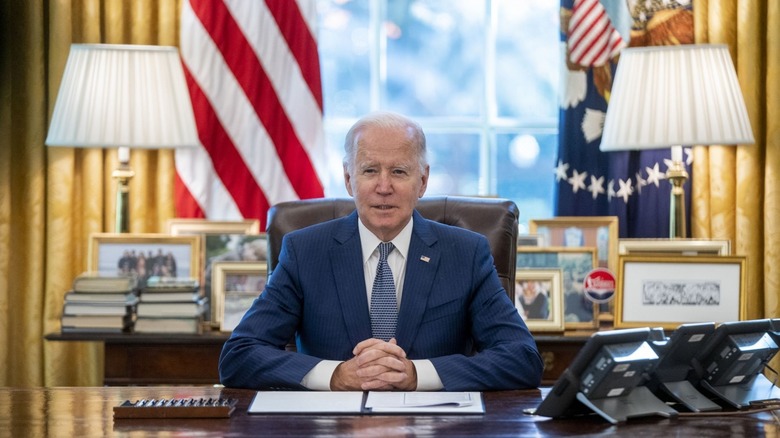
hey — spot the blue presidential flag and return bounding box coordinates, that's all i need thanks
[555,0,693,238]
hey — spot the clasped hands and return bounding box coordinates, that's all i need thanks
[330,338,417,391]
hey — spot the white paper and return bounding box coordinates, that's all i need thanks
[248,391,363,414]
[365,391,484,414]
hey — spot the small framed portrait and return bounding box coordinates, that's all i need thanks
[516,246,598,329]
[514,269,565,332]
[166,219,266,325]
[529,216,618,272]
[617,238,731,256]
[212,261,267,332]
[614,255,747,330]
[88,233,200,281]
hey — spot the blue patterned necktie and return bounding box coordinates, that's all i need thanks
[370,242,397,341]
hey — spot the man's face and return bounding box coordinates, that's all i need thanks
[344,124,429,241]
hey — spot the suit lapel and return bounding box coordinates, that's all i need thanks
[330,212,373,345]
[396,211,439,351]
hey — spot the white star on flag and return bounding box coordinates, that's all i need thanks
[554,160,570,182]
[616,178,633,203]
[645,163,665,187]
[635,171,647,194]
[568,169,588,193]
[607,179,616,202]
[588,175,605,200]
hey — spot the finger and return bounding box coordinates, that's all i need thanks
[352,338,385,356]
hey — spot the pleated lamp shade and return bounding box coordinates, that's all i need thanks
[600,44,754,151]
[45,44,200,149]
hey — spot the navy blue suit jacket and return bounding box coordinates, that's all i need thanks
[219,210,543,391]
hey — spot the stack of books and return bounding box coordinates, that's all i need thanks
[134,276,206,334]
[61,273,139,333]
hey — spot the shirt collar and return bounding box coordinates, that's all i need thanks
[358,215,413,263]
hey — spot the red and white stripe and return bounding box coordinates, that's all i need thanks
[176,0,325,230]
[568,0,625,67]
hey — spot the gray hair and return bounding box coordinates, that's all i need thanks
[343,111,428,174]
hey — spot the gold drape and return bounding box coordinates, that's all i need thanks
[1,0,180,386]
[0,0,778,387]
[692,0,778,323]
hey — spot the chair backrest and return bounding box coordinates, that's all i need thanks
[266,196,519,301]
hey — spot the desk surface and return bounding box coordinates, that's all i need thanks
[0,386,776,437]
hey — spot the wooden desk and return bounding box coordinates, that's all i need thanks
[45,332,589,386]
[0,386,775,437]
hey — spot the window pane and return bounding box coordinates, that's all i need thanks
[494,1,559,120]
[385,1,486,117]
[495,132,557,231]
[318,0,371,117]
[425,132,481,195]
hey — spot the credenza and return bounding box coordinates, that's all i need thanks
[44,331,592,386]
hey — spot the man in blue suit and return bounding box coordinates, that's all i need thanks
[219,112,543,391]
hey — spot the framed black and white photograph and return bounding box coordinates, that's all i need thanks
[212,261,267,332]
[167,219,266,325]
[88,233,200,282]
[516,246,598,329]
[617,238,731,256]
[514,269,564,332]
[615,255,747,330]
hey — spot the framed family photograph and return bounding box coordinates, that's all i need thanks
[514,269,565,332]
[614,255,747,330]
[516,246,598,329]
[529,216,618,272]
[617,238,731,256]
[212,261,267,332]
[166,219,266,325]
[88,233,200,282]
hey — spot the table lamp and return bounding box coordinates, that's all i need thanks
[600,44,754,238]
[45,44,200,232]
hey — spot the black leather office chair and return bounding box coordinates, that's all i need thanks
[266,196,519,301]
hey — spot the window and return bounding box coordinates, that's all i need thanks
[317,0,559,231]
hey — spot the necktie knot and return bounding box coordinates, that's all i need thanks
[378,242,394,261]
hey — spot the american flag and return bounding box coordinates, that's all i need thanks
[175,0,326,230]
[568,0,625,67]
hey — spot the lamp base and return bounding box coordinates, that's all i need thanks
[667,146,688,239]
[112,163,134,233]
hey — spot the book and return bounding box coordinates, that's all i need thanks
[139,291,202,303]
[61,314,134,331]
[72,272,139,293]
[143,276,199,293]
[65,291,139,304]
[247,391,484,415]
[62,301,137,316]
[136,298,207,318]
[134,317,201,334]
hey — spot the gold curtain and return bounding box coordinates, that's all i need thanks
[692,0,779,323]
[0,0,180,387]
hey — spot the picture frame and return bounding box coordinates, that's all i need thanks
[516,246,598,329]
[617,238,731,256]
[165,219,266,325]
[212,261,267,332]
[166,218,260,235]
[529,216,619,272]
[513,269,565,332]
[614,255,747,330]
[88,233,200,281]
[517,234,543,247]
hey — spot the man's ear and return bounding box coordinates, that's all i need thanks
[344,164,354,196]
[418,165,430,198]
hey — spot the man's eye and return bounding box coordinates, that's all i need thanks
[362,168,377,174]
